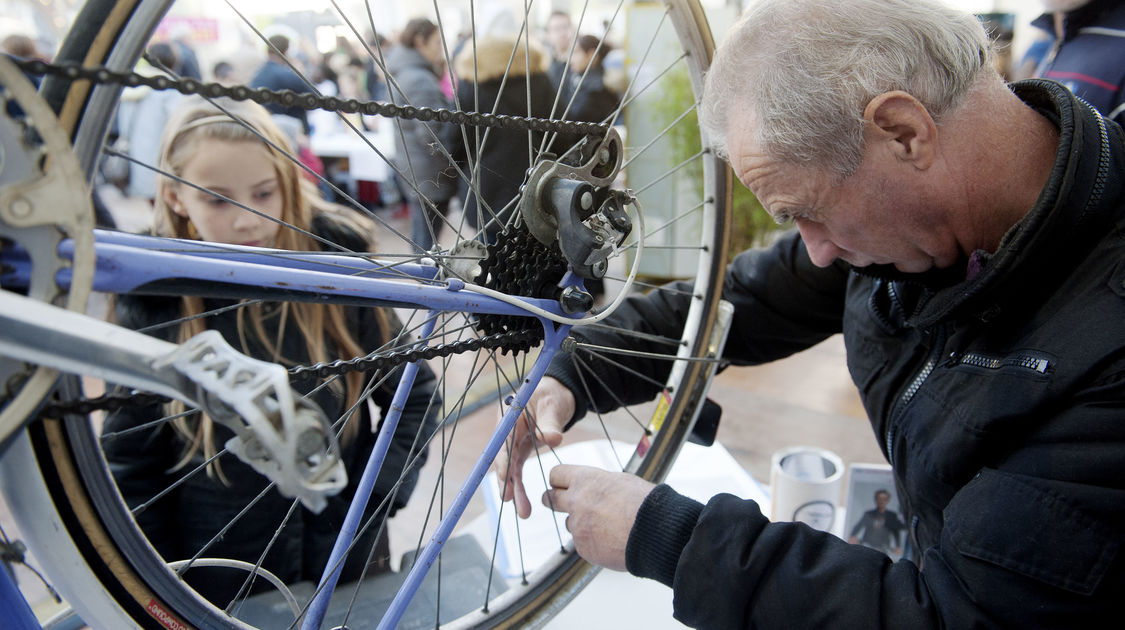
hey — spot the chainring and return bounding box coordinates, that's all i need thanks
[0,57,95,444]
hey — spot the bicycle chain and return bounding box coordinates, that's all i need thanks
[42,329,540,416]
[15,58,610,137]
[290,329,539,378]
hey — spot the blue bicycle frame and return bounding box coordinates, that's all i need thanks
[0,565,41,630]
[1,228,577,629]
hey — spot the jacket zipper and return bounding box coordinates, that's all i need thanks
[1087,103,1110,209]
[908,514,919,561]
[885,325,945,468]
[886,357,933,467]
[888,350,1052,467]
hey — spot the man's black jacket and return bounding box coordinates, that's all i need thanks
[549,80,1125,628]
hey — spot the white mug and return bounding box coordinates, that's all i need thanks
[769,446,844,532]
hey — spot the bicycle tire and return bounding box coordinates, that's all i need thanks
[4,0,732,628]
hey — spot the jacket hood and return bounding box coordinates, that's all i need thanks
[453,36,547,82]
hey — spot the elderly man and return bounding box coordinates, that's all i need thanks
[494,0,1124,627]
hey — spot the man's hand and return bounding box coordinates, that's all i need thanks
[543,464,656,571]
[492,376,574,518]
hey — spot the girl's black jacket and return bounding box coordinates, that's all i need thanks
[103,216,440,604]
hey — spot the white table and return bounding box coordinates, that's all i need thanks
[309,118,396,182]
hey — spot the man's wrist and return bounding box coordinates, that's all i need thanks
[625,483,704,587]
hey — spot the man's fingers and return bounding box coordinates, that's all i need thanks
[548,463,578,490]
[522,408,564,454]
[542,464,588,513]
[496,410,563,509]
[494,412,535,500]
[515,481,533,519]
[538,427,563,449]
[529,409,565,445]
[542,486,569,513]
[492,377,576,518]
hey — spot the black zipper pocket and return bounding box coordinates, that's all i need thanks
[947,351,1052,375]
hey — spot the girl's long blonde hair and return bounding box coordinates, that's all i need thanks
[153,97,387,480]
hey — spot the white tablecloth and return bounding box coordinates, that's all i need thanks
[309,116,396,182]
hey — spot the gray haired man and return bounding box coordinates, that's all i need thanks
[496,0,1125,627]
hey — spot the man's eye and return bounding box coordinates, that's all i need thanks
[772,210,795,226]
[773,208,821,225]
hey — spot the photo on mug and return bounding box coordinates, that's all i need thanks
[843,463,908,561]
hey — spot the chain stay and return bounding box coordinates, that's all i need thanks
[44,329,540,416]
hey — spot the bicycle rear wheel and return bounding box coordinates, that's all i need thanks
[3,1,732,628]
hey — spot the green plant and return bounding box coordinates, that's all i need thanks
[651,65,779,259]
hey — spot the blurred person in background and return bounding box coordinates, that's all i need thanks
[2,33,43,63]
[168,23,202,80]
[1019,0,1125,123]
[385,18,459,253]
[212,60,236,85]
[3,33,45,89]
[251,33,314,133]
[114,42,184,203]
[452,35,560,243]
[363,31,391,102]
[544,10,575,100]
[566,34,621,125]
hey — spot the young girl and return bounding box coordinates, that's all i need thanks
[103,97,439,607]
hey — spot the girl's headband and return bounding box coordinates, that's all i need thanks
[173,114,241,138]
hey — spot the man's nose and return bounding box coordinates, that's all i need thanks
[796,221,841,267]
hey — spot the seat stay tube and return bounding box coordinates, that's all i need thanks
[301,313,441,630]
[375,320,572,630]
[0,560,40,630]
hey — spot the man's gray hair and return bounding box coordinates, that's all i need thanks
[700,0,991,177]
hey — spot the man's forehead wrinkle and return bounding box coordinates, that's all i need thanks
[727,109,807,217]
[738,155,788,194]
[734,154,774,186]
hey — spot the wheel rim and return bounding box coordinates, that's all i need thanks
[22,1,732,628]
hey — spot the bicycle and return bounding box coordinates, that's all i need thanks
[0,1,732,628]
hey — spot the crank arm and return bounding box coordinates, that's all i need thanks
[0,290,345,511]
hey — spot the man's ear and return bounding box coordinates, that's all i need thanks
[863,91,937,170]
